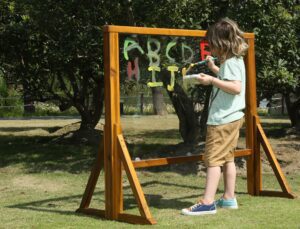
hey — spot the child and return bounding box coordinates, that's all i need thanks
[182,18,248,216]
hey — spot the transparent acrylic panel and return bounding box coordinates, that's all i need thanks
[118,33,213,165]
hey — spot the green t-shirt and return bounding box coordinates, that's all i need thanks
[207,56,246,125]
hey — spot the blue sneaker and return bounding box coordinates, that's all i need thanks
[181,201,217,216]
[215,197,238,209]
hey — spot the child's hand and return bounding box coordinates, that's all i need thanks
[205,56,219,74]
[206,55,216,70]
[197,73,214,85]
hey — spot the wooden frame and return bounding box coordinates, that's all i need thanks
[76,25,295,225]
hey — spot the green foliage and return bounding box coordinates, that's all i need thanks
[0,0,299,127]
[0,0,106,128]
[260,60,297,98]
[0,72,22,117]
[22,102,78,117]
[0,85,23,118]
[0,73,7,97]
[225,0,299,100]
[129,0,212,29]
[126,0,299,126]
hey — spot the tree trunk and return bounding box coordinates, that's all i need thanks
[160,73,201,143]
[79,112,98,131]
[77,100,104,131]
[159,69,207,143]
[284,93,300,131]
[72,76,105,132]
[21,56,35,114]
[23,92,35,113]
[171,85,201,144]
[199,88,212,138]
[151,87,168,115]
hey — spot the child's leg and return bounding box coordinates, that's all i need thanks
[223,161,236,199]
[202,166,221,204]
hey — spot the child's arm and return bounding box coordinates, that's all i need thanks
[198,56,241,94]
[206,56,219,74]
[197,73,241,95]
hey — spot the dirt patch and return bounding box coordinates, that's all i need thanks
[12,175,65,192]
[7,128,50,137]
[0,118,104,144]
[49,122,103,145]
[268,137,300,174]
[0,118,81,137]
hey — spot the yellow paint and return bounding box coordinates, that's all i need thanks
[147,82,163,87]
[182,67,187,77]
[147,66,162,88]
[167,66,178,92]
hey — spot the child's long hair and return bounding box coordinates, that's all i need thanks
[206,18,249,62]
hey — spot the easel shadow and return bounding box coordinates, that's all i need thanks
[7,180,248,215]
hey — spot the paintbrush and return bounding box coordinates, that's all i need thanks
[182,57,217,76]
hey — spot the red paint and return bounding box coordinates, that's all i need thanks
[127,58,140,81]
[200,40,211,60]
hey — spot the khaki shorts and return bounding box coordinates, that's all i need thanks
[204,118,244,167]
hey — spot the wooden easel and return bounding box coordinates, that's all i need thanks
[76,25,295,225]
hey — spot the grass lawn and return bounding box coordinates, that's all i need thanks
[0,116,299,228]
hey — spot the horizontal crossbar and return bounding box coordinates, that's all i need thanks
[132,149,252,169]
[103,25,255,39]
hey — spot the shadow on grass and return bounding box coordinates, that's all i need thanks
[238,122,292,139]
[0,135,99,173]
[7,180,248,217]
[259,122,292,138]
[124,129,181,140]
[0,119,294,174]
[7,192,89,216]
[0,130,200,175]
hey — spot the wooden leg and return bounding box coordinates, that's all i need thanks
[117,134,156,224]
[246,113,255,195]
[112,124,123,217]
[256,119,296,198]
[77,136,104,210]
[253,115,262,195]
